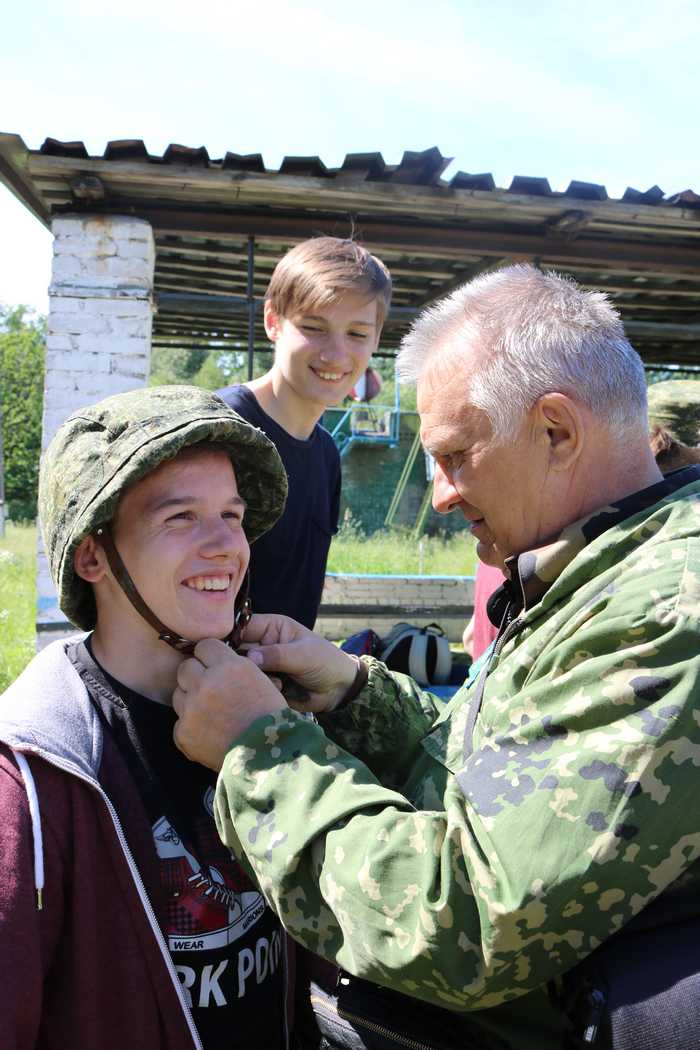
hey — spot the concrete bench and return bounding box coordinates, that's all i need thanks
[315,573,474,643]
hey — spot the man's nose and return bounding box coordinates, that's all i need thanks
[432,462,462,515]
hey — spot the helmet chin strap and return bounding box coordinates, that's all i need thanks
[95,525,252,656]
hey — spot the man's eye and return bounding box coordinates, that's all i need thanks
[439,453,462,472]
[301,324,323,333]
[223,510,244,524]
[349,331,368,340]
[167,511,193,523]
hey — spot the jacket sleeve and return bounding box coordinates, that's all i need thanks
[316,657,445,787]
[214,559,700,1011]
[0,748,64,1049]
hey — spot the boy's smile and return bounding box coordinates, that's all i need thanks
[105,450,249,644]
[265,292,380,413]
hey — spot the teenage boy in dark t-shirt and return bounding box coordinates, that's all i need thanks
[219,236,392,628]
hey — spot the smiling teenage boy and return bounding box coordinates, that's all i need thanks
[219,236,392,628]
[0,386,290,1050]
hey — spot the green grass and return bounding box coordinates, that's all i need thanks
[327,521,477,576]
[0,522,36,691]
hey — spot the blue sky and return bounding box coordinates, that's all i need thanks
[2,0,699,314]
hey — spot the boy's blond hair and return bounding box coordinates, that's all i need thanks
[265,236,392,328]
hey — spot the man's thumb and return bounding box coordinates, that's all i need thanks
[246,646,280,671]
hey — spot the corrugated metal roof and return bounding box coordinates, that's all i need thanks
[28,137,700,204]
[1,132,699,367]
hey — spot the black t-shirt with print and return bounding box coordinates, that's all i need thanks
[84,642,287,1050]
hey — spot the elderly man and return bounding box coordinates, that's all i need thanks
[173,266,700,1049]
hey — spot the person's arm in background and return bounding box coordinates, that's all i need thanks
[462,614,475,658]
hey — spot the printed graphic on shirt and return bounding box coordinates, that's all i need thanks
[152,786,286,1048]
[153,801,266,953]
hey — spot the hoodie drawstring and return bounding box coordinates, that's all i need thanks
[13,751,45,910]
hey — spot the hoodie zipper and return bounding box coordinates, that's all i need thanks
[15,746,204,1050]
[581,987,606,1044]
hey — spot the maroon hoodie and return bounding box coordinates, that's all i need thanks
[0,639,292,1050]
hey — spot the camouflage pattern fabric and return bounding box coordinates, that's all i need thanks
[647,379,700,445]
[39,385,288,630]
[213,466,700,1049]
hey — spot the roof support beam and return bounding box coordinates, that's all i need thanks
[24,152,700,229]
[624,321,700,342]
[155,293,700,342]
[138,208,700,276]
[414,256,512,307]
[155,291,419,325]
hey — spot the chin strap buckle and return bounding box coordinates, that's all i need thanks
[230,596,252,651]
[158,632,197,655]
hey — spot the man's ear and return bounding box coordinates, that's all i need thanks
[263,300,282,343]
[74,535,108,583]
[534,392,585,471]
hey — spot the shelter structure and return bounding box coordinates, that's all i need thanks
[1,132,699,636]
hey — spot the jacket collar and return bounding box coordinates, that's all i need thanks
[0,636,103,779]
[487,465,700,627]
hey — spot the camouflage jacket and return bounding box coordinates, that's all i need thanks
[214,466,700,1049]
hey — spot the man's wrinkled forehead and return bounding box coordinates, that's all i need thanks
[417,340,491,450]
[417,337,477,409]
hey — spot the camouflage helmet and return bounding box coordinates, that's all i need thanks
[647,379,700,446]
[39,385,288,631]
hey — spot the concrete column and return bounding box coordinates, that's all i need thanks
[37,214,155,642]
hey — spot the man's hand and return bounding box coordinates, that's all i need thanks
[172,639,287,770]
[242,613,358,714]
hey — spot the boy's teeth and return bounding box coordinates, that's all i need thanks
[316,370,343,380]
[186,575,230,591]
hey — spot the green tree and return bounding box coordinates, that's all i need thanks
[148,344,209,386]
[0,306,46,521]
[373,355,417,411]
[149,343,272,390]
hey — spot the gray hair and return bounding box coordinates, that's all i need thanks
[397,264,648,442]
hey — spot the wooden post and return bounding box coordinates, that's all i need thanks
[247,236,255,381]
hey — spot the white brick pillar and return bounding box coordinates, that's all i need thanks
[37,214,155,641]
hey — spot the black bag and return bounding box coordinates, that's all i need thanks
[559,876,700,1048]
[296,971,508,1049]
[379,622,452,686]
[340,629,382,659]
